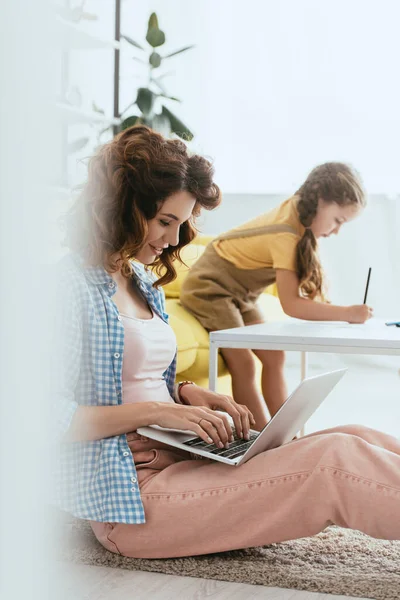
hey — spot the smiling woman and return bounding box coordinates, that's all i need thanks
[64,126,221,287]
[134,191,197,265]
[109,189,198,321]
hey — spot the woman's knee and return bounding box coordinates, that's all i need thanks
[315,431,366,469]
[322,424,374,439]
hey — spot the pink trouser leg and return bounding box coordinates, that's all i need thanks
[302,423,400,455]
[91,425,400,558]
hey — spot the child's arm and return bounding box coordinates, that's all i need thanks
[275,269,372,323]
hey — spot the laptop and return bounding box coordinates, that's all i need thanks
[137,368,347,466]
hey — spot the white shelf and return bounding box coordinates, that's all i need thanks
[56,102,121,126]
[56,16,120,51]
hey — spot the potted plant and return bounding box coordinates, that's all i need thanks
[121,12,194,140]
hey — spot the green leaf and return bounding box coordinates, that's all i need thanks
[159,94,181,102]
[149,51,162,68]
[152,112,172,136]
[92,101,105,115]
[136,88,156,115]
[121,34,144,50]
[120,116,141,131]
[161,105,193,141]
[146,12,165,47]
[146,27,166,48]
[67,137,90,153]
[164,45,195,59]
[148,12,159,30]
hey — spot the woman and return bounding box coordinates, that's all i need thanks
[54,126,400,558]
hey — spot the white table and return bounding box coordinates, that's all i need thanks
[209,318,400,391]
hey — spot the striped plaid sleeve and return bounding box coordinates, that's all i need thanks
[157,282,168,320]
[164,353,177,398]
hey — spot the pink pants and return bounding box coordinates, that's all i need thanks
[91,425,400,558]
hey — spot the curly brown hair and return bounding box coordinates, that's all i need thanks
[295,162,366,300]
[65,126,221,287]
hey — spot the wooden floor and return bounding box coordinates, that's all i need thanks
[61,564,362,600]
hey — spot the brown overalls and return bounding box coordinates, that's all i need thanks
[180,224,297,331]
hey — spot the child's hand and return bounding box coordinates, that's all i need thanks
[346,304,373,323]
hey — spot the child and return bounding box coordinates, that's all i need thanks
[55,131,400,559]
[181,163,373,430]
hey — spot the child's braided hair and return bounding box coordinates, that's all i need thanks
[295,162,365,300]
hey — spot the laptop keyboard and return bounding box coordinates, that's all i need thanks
[183,428,260,460]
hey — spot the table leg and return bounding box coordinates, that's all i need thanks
[301,351,308,380]
[300,351,308,436]
[209,340,219,391]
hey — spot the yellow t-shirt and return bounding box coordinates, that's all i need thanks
[213,195,305,271]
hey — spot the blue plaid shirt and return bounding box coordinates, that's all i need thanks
[53,254,177,524]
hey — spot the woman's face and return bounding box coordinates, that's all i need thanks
[135,190,196,265]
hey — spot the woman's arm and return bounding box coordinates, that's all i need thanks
[66,402,162,441]
[65,401,236,448]
[275,269,372,323]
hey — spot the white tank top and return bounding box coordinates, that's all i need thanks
[120,311,176,404]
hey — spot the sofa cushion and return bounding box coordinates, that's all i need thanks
[257,293,287,321]
[166,291,286,378]
[166,298,228,377]
[163,243,205,298]
[167,308,198,374]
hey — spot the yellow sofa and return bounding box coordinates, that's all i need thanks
[163,237,286,394]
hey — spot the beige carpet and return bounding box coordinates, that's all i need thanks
[60,519,400,600]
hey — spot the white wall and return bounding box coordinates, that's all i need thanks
[123,0,400,194]
[65,1,400,196]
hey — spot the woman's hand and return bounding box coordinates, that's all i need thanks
[178,384,256,441]
[154,402,236,448]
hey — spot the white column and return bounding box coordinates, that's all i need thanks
[208,338,219,391]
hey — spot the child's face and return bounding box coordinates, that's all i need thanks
[134,190,196,265]
[310,198,362,239]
